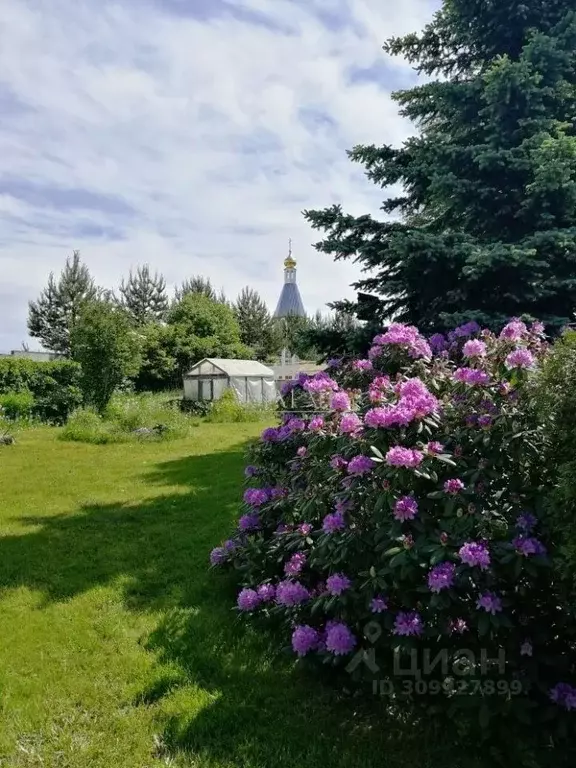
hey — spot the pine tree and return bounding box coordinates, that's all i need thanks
[305,1,576,333]
[234,287,281,360]
[118,265,168,325]
[175,276,217,302]
[28,250,97,355]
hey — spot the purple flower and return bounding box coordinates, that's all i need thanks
[322,512,346,533]
[516,513,537,532]
[454,368,490,386]
[444,478,465,494]
[429,333,447,353]
[550,683,576,710]
[353,359,373,371]
[512,535,546,557]
[210,547,227,566]
[428,562,456,593]
[449,618,468,635]
[292,625,319,656]
[331,391,352,412]
[335,498,352,515]
[476,592,502,615]
[303,374,338,393]
[284,552,307,576]
[330,454,348,471]
[237,588,261,611]
[478,414,492,428]
[224,539,237,552]
[505,348,535,370]
[455,321,481,337]
[256,584,275,603]
[347,455,376,475]
[500,319,527,342]
[261,427,279,442]
[275,580,310,607]
[340,412,363,434]
[308,416,325,431]
[326,573,351,596]
[287,418,306,432]
[394,496,418,522]
[385,446,424,468]
[426,441,444,455]
[243,488,270,507]
[462,339,487,358]
[520,640,533,657]
[299,523,312,536]
[296,446,307,458]
[238,513,260,532]
[325,622,357,655]
[244,465,259,478]
[459,541,491,570]
[326,358,342,369]
[393,611,424,636]
[371,596,388,613]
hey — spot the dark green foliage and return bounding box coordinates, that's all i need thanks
[0,358,83,424]
[0,391,35,421]
[538,330,576,604]
[71,301,142,413]
[300,310,371,360]
[304,1,576,333]
[28,250,98,355]
[118,265,169,325]
[234,287,282,361]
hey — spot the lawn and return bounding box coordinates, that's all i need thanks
[0,425,482,768]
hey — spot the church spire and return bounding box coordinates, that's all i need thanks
[284,238,296,274]
[274,239,306,317]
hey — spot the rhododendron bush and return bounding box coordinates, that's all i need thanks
[211,321,576,740]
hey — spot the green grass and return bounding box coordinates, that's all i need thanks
[0,425,483,768]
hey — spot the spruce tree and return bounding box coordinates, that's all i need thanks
[175,276,217,302]
[28,250,97,355]
[305,1,576,333]
[234,287,281,361]
[118,265,168,325]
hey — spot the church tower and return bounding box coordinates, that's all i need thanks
[273,240,306,318]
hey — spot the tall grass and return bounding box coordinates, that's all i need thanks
[60,392,197,444]
[205,389,276,423]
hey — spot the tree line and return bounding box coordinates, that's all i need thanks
[26,251,353,402]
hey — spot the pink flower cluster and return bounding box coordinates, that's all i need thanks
[385,446,424,468]
[364,377,438,429]
[368,375,392,404]
[371,324,433,360]
[454,367,490,386]
[500,318,528,342]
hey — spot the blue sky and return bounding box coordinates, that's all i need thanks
[0,0,437,351]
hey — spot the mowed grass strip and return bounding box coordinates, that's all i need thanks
[0,425,483,768]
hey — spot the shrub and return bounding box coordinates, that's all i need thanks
[537,331,576,611]
[211,321,576,755]
[60,393,196,444]
[60,408,128,445]
[0,391,35,421]
[0,358,82,424]
[206,388,276,424]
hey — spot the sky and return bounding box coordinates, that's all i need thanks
[0,0,438,352]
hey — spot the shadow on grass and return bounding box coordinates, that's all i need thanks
[0,447,246,609]
[0,441,484,768]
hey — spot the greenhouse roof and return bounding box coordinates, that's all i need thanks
[185,358,275,378]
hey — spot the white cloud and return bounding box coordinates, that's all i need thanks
[0,0,437,350]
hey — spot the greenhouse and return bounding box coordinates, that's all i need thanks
[183,358,277,404]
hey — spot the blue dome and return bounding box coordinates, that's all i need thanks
[274,282,306,318]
